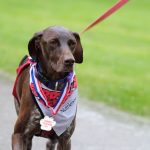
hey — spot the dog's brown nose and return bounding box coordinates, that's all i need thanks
[64,59,75,66]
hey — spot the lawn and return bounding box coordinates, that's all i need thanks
[0,0,150,116]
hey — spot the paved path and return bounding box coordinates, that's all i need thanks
[0,78,150,150]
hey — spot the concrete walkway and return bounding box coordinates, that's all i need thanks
[0,78,150,150]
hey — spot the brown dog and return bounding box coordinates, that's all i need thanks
[12,26,83,150]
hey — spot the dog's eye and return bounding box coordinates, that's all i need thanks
[68,40,76,51]
[49,39,60,48]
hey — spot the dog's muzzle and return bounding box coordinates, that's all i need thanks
[64,58,75,72]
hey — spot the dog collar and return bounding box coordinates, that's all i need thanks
[35,63,72,91]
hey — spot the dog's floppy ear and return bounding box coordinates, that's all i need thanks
[73,32,83,63]
[28,31,43,61]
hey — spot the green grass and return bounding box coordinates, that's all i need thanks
[0,0,150,116]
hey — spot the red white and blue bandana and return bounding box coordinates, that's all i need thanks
[29,58,78,136]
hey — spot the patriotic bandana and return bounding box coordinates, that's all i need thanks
[29,58,78,136]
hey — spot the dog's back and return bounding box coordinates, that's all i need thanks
[18,55,28,66]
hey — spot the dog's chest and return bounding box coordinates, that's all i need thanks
[24,105,42,135]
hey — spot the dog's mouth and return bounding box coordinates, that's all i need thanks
[63,63,74,72]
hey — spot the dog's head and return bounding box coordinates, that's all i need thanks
[28,26,83,75]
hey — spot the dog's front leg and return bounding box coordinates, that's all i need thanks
[12,133,33,150]
[12,133,24,150]
[57,118,76,150]
[57,140,71,150]
[12,104,33,150]
[46,139,57,150]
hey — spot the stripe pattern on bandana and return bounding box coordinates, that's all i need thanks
[29,58,78,136]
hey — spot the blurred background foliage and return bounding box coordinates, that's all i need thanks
[0,0,150,116]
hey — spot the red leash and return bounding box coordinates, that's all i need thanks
[80,0,129,34]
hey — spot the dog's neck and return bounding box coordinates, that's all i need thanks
[36,63,70,91]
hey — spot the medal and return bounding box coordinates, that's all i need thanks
[40,116,56,131]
